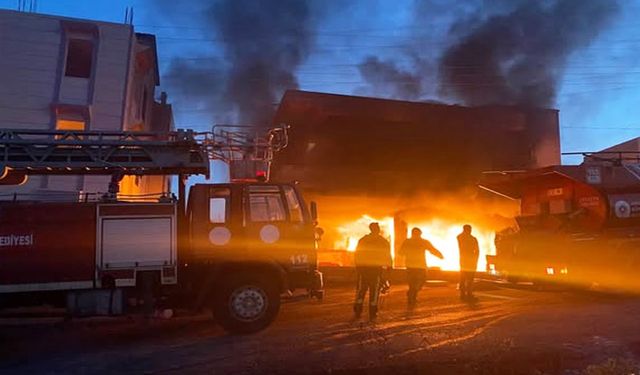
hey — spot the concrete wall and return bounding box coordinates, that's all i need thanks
[0,11,59,130]
[122,34,157,132]
[89,22,131,132]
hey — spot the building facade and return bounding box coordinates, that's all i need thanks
[271,90,561,196]
[0,9,172,199]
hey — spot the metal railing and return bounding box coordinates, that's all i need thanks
[564,151,640,165]
[204,124,289,163]
[0,191,176,203]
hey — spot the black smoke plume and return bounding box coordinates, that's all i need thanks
[163,0,313,125]
[357,56,422,100]
[163,58,225,115]
[439,0,619,107]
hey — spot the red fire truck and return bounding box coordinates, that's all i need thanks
[0,127,323,333]
[481,155,640,292]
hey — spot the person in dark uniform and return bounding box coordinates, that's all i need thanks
[457,224,480,301]
[398,227,444,309]
[353,222,392,321]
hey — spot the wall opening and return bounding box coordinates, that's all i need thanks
[65,39,94,78]
[56,119,86,131]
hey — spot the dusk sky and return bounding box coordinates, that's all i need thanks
[2,0,640,165]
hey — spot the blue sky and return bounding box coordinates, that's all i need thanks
[2,0,640,166]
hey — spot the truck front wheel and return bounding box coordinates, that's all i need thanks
[213,275,281,334]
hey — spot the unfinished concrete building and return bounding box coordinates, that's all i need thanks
[0,9,173,199]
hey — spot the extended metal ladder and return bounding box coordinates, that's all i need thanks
[0,128,208,177]
[0,125,288,179]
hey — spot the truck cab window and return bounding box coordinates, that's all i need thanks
[209,198,227,223]
[249,192,286,222]
[209,188,230,223]
[283,185,303,222]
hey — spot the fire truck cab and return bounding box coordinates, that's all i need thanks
[181,182,321,332]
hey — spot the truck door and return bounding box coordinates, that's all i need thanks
[206,186,245,260]
[187,184,244,261]
[243,185,287,263]
[281,185,316,271]
[243,185,315,270]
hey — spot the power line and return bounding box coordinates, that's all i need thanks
[133,21,640,36]
[4,61,640,90]
[9,21,640,49]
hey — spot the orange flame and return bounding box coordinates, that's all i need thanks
[334,215,494,271]
[407,218,494,271]
[335,215,394,253]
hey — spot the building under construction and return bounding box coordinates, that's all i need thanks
[271,90,561,196]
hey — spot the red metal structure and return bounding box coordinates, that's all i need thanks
[480,158,640,291]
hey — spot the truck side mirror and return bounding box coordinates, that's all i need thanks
[310,201,318,222]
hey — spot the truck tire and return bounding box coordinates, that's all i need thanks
[212,274,280,334]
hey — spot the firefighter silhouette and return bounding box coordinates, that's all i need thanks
[398,227,444,309]
[457,224,480,301]
[353,222,392,321]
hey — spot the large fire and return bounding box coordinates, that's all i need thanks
[334,215,494,272]
[406,218,493,272]
[336,215,395,252]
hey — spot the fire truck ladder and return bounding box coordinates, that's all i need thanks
[0,125,288,178]
[0,128,209,178]
[0,125,288,190]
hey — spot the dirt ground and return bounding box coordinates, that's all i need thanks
[1,281,640,374]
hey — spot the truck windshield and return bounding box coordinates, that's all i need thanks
[248,186,286,222]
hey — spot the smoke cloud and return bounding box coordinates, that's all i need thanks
[357,56,422,100]
[161,0,314,126]
[159,0,619,120]
[356,0,618,107]
[163,58,225,106]
[438,0,619,107]
[209,0,312,125]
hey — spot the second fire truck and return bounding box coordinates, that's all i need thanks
[481,154,640,292]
